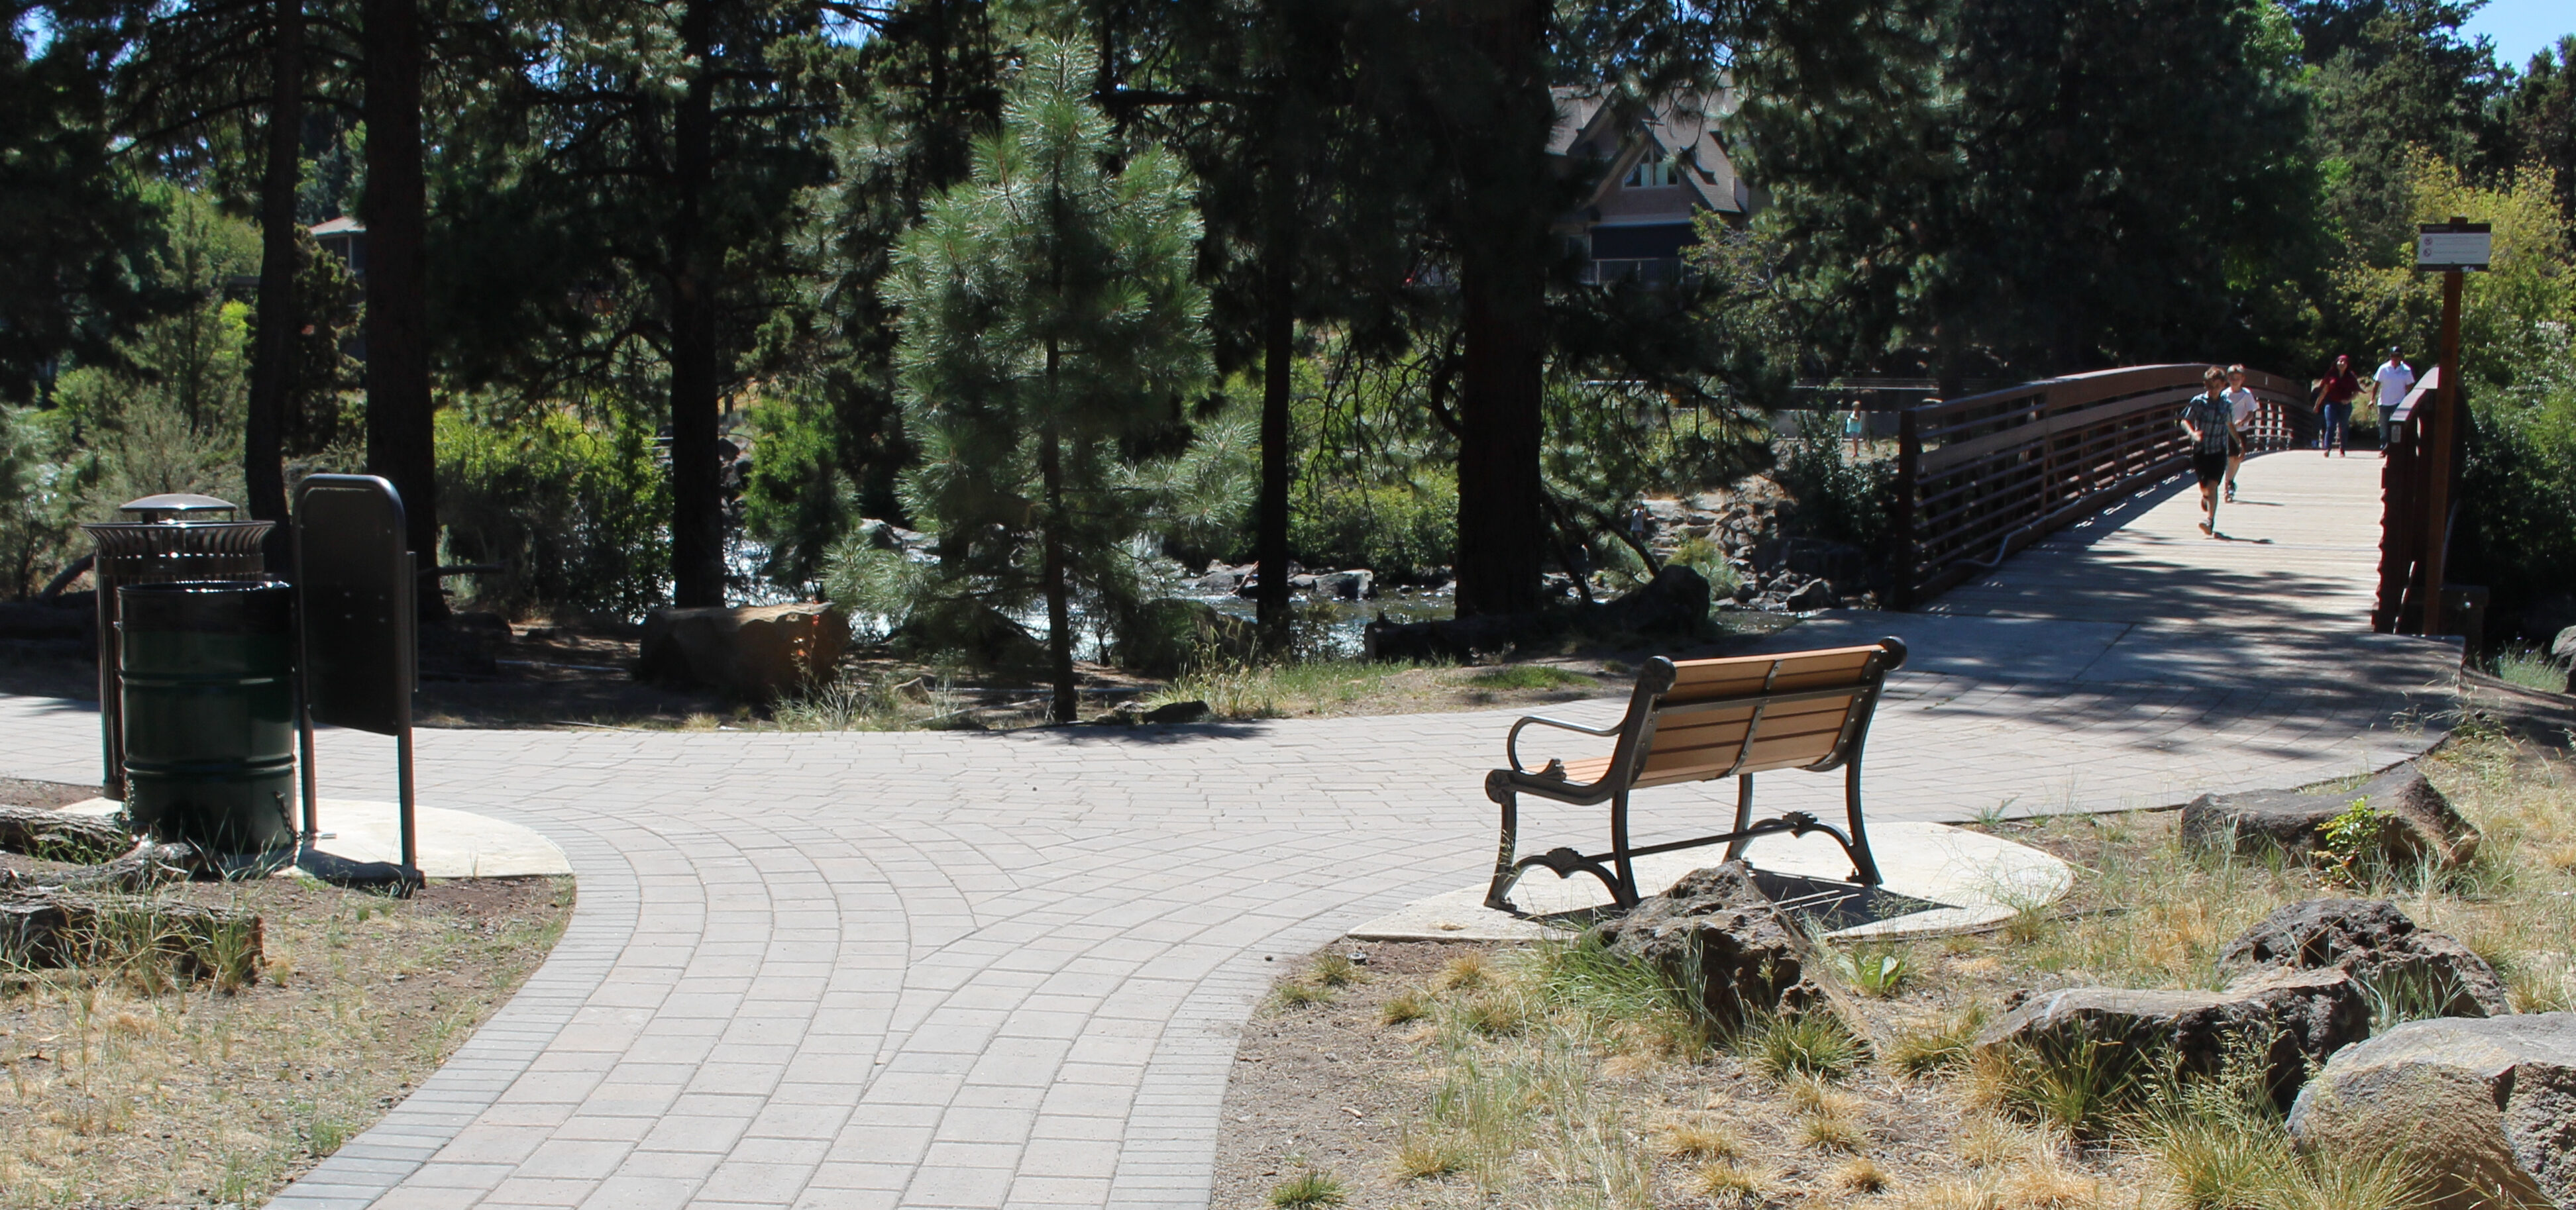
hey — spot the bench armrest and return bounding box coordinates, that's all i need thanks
[1506,714,1622,774]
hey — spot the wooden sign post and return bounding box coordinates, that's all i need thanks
[2414,218,2489,636]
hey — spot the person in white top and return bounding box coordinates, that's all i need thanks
[2222,364,2258,502]
[2375,346,2416,427]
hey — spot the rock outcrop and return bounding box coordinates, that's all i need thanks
[2289,1013,2576,1210]
[2180,763,2481,871]
[1975,968,2370,1107]
[1588,862,1848,1028]
[2220,898,2512,1018]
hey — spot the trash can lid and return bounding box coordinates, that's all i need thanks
[119,493,239,520]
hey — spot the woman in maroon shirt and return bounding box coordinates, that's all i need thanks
[2313,354,2360,457]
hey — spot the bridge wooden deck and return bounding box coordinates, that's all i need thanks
[1925,451,2389,630]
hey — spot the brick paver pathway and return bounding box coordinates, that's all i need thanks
[0,454,2454,1209]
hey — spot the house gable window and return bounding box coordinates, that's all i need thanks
[1624,155,1680,188]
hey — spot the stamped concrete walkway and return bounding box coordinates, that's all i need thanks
[0,453,2457,1210]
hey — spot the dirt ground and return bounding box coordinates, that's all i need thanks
[0,780,575,1209]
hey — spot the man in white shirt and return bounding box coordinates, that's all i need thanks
[2222,365,2257,502]
[2374,346,2416,425]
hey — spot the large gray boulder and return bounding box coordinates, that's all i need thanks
[1587,862,1845,1027]
[1975,967,2369,1107]
[2180,763,2481,871]
[2220,899,2512,1018]
[2289,1013,2576,1210]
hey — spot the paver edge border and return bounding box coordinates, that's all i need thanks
[267,806,639,1210]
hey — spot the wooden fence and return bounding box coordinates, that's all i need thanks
[1888,364,2314,609]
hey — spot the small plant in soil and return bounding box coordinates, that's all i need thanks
[1265,1168,1346,1207]
[1378,987,1429,1025]
[1744,1009,1864,1082]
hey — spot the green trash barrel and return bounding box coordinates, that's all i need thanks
[119,580,297,853]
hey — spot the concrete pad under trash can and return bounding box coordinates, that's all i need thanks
[1348,821,2068,943]
[59,796,570,879]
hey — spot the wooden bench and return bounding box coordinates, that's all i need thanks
[1483,637,1909,913]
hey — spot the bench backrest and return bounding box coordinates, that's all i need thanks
[1611,640,1905,789]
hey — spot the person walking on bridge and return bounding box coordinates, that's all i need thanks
[2182,366,2236,538]
[2223,364,2257,503]
[2374,346,2416,436]
[2314,354,2360,456]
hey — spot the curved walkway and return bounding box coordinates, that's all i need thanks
[0,454,2459,1210]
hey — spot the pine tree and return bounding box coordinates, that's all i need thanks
[886,37,1212,723]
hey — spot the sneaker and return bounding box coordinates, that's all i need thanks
[2225,485,2236,502]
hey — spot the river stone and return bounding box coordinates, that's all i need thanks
[2220,899,2512,1018]
[1975,966,2369,1107]
[1587,862,1845,1027]
[2289,1013,2576,1210]
[2180,763,2481,870]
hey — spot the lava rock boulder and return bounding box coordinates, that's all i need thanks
[2290,1013,2576,1210]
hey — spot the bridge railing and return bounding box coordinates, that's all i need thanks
[1888,364,2314,609]
[2373,367,2467,634]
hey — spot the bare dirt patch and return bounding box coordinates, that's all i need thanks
[0,842,573,1207]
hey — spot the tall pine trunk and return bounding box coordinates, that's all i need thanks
[1040,338,1074,723]
[1446,0,1548,619]
[1454,248,1545,617]
[666,0,725,608]
[1254,216,1293,650]
[362,0,441,613]
[244,0,301,554]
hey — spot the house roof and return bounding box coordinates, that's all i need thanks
[1550,88,1742,216]
[311,216,365,237]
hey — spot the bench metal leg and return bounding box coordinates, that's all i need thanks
[1609,787,1640,906]
[1844,760,1883,885]
[1722,774,1755,862]
[1485,778,1523,911]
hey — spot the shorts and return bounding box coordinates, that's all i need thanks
[2192,450,2228,486]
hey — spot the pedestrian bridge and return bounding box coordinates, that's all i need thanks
[1880,363,2462,639]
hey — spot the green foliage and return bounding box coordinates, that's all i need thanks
[1266,1169,1346,1208]
[434,405,670,621]
[2320,797,2392,885]
[1287,479,1454,580]
[1776,430,1892,551]
[741,390,857,595]
[0,16,177,403]
[839,38,1224,705]
[11,185,262,585]
[1737,0,2324,378]
[1744,1011,1865,1083]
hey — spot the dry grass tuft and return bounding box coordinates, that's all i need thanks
[1658,1120,1743,1162]
[1379,987,1430,1025]
[1434,952,1492,991]
[1697,1160,1767,1201]
[1831,1155,1892,1193]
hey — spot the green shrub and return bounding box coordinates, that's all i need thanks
[740,391,856,595]
[1775,430,1892,550]
[436,404,669,621]
[1287,479,1454,580]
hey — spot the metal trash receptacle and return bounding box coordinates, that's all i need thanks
[117,580,298,854]
[81,494,274,795]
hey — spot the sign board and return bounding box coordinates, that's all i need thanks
[2416,222,2493,272]
[294,474,413,735]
